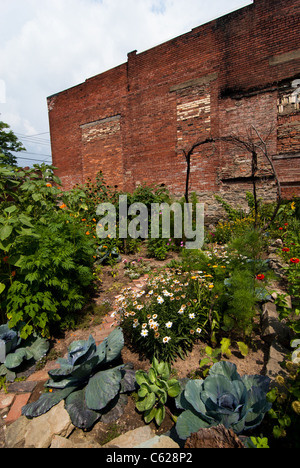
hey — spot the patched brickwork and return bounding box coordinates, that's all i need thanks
[48,0,300,206]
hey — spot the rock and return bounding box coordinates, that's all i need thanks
[24,400,74,448]
[5,400,74,448]
[4,415,29,448]
[261,301,292,346]
[103,425,155,448]
[50,435,102,449]
[266,341,290,382]
[267,253,288,280]
[0,394,15,410]
[50,435,74,449]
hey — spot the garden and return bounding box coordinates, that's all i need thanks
[0,164,299,448]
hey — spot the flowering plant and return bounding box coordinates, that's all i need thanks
[119,267,215,362]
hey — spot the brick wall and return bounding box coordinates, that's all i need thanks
[48,0,300,205]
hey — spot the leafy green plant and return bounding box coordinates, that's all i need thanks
[245,436,270,448]
[0,322,49,381]
[199,338,249,377]
[266,360,300,445]
[0,165,97,338]
[175,361,271,439]
[22,328,137,430]
[135,357,181,426]
[123,258,151,280]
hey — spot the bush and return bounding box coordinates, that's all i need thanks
[0,165,97,338]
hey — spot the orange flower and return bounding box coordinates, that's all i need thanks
[59,203,67,209]
[11,271,16,277]
[3,256,9,263]
[86,231,90,236]
[46,183,52,188]
[82,219,87,222]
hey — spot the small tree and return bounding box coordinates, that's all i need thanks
[182,126,282,231]
[0,121,25,166]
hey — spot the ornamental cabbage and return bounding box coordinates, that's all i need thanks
[0,322,49,381]
[22,327,136,430]
[175,361,271,439]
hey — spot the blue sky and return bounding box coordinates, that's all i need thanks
[0,0,252,166]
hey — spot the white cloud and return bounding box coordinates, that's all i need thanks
[0,0,252,165]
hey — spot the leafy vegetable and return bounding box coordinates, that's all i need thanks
[175,361,271,439]
[22,328,137,430]
[135,357,181,426]
[0,322,49,381]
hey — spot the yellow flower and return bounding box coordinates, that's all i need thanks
[292,401,300,415]
[291,202,296,211]
[208,284,214,289]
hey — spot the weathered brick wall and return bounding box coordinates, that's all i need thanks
[48,0,300,205]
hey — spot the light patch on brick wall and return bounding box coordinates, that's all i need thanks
[177,96,211,121]
[278,79,300,115]
[277,79,300,154]
[81,115,121,143]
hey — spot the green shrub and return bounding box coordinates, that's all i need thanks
[0,165,97,338]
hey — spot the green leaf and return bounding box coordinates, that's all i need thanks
[237,341,249,357]
[148,367,157,383]
[0,225,13,241]
[155,405,165,426]
[176,409,211,440]
[4,206,17,215]
[135,370,149,386]
[0,283,5,295]
[138,383,149,398]
[85,368,122,411]
[136,392,156,412]
[167,380,181,398]
[220,337,231,357]
[27,337,49,361]
[105,327,124,363]
[65,388,101,430]
[22,386,76,418]
[4,348,32,369]
[144,406,156,424]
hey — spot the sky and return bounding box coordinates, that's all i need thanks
[0,0,252,166]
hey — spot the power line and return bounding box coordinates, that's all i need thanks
[15,156,52,163]
[16,132,50,138]
[18,151,52,157]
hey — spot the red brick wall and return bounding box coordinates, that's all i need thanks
[48,0,300,201]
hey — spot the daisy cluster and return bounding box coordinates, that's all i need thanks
[118,266,219,360]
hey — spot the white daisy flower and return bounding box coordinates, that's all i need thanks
[157,296,164,304]
[163,336,171,344]
[165,321,173,328]
[141,329,149,337]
